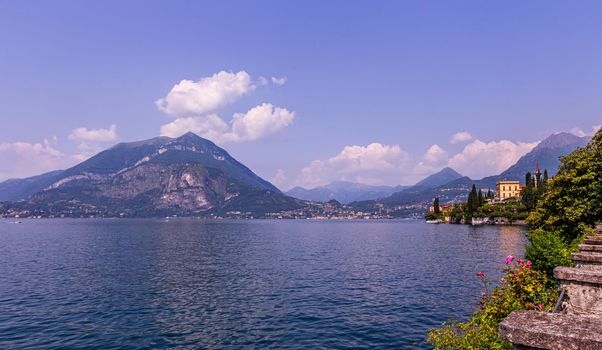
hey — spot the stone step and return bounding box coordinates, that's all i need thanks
[500,310,602,350]
[555,267,602,315]
[586,236,602,240]
[555,266,602,284]
[572,253,602,271]
[584,238,602,245]
[579,244,602,253]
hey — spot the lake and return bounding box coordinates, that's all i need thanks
[0,219,526,349]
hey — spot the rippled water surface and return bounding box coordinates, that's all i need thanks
[0,219,526,349]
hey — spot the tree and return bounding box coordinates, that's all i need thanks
[433,197,441,215]
[478,189,484,206]
[541,169,549,194]
[527,128,602,276]
[466,184,480,218]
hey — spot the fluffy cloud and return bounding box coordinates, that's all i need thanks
[271,76,287,86]
[156,71,295,143]
[155,70,255,118]
[68,124,118,158]
[0,138,78,180]
[297,143,411,188]
[570,127,587,137]
[160,114,229,141]
[450,131,473,144]
[69,124,117,142]
[411,144,449,180]
[160,103,295,144]
[423,144,448,164]
[229,103,295,142]
[448,139,539,179]
[572,124,602,137]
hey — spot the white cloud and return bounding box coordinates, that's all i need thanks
[270,169,287,190]
[155,70,255,118]
[448,139,539,179]
[297,143,411,188]
[228,103,295,142]
[423,144,448,164]
[160,103,295,144]
[68,124,118,158]
[411,144,450,180]
[0,138,78,180]
[160,114,229,141]
[570,124,601,137]
[258,76,269,86]
[271,76,287,86]
[570,127,587,137]
[69,124,118,142]
[450,131,473,144]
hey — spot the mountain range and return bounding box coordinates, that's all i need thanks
[0,131,589,218]
[286,182,409,204]
[0,132,303,217]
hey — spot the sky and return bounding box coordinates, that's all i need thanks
[0,1,601,189]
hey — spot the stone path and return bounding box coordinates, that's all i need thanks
[500,224,602,350]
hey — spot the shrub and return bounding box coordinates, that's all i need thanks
[427,258,557,350]
[525,228,575,282]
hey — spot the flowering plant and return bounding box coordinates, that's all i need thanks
[428,257,557,349]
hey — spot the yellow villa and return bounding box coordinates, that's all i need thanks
[496,180,521,201]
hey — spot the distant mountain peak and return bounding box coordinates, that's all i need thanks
[537,132,586,150]
[413,167,463,188]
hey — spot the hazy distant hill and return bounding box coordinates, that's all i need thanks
[0,170,65,202]
[412,167,463,189]
[286,181,408,204]
[0,132,303,216]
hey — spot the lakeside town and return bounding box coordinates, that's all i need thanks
[425,165,548,226]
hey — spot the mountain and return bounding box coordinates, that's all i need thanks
[286,181,408,204]
[1,132,303,217]
[495,132,589,181]
[350,133,588,217]
[0,170,65,202]
[413,167,463,189]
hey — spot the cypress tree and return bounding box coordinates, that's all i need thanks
[478,189,484,206]
[468,184,479,214]
[433,197,441,215]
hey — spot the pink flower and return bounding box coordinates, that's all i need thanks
[537,303,543,311]
[526,260,532,269]
[505,255,515,264]
[518,258,524,266]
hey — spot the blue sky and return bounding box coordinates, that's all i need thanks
[0,1,600,189]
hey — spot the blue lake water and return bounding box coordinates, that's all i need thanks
[0,219,526,349]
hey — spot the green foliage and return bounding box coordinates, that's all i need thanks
[475,202,528,222]
[525,228,575,281]
[434,197,441,215]
[428,259,557,350]
[526,129,602,277]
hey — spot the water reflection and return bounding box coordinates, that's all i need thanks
[0,219,526,349]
